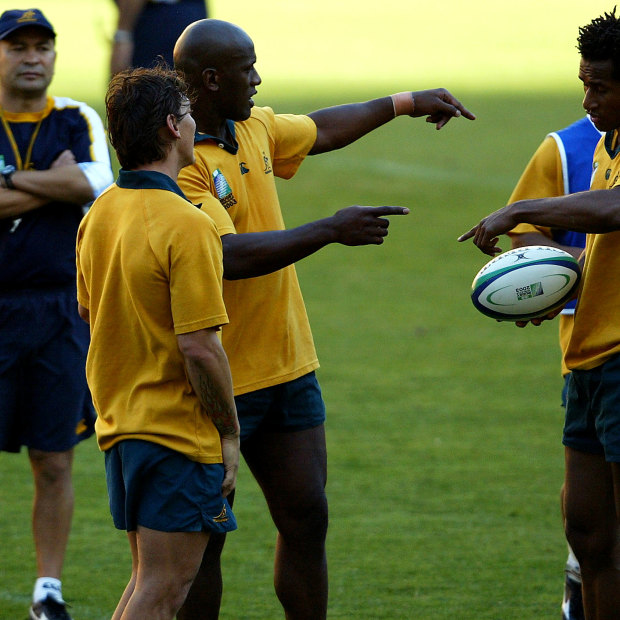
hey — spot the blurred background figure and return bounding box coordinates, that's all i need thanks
[0,7,113,620]
[110,0,208,74]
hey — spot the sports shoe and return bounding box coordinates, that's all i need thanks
[562,574,585,620]
[29,596,73,620]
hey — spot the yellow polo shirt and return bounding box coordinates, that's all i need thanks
[178,107,319,395]
[566,131,620,370]
[76,170,228,462]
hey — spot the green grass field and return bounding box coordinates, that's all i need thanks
[0,1,615,618]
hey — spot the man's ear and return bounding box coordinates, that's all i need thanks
[201,67,219,91]
[166,113,180,137]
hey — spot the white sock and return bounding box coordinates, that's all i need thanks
[33,578,64,604]
[566,546,581,582]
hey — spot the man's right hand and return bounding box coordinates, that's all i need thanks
[220,433,240,498]
[330,205,409,246]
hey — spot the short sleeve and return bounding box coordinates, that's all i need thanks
[506,136,563,238]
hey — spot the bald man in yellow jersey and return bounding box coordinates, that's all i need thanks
[174,17,475,620]
[460,9,620,620]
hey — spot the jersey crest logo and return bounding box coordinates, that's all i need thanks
[213,169,237,210]
[262,151,272,175]
[239,162,250,175]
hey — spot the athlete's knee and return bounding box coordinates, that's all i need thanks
[277,490,328,544]
[565,515,617,572]
[29,449,73,486]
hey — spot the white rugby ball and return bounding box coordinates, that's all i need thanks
[471,245,581,321]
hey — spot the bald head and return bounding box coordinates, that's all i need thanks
[174,19,254,88]
[173,18,260,126]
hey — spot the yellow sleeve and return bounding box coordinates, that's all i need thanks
[271,113,317,179]
[178,151,236,236]
[506,135,564,238]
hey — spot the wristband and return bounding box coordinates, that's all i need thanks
[391,92,415,117]
[1,164,15,189]
[113,29,133,44]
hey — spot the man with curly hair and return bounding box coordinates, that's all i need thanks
[76,66,240,620]
[460,9,620,619]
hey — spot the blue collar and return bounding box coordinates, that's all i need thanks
[194,119,238,154]
[116,169,193,203]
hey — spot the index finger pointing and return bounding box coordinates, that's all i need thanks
[457,228,476,242]
[369,206,410,216]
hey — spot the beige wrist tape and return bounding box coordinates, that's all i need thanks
[391,92,415,117]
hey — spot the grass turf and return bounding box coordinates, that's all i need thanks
[1,90,581,619]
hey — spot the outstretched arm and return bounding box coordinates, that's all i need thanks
[308,88,475,155]
[222,205,409,279]
[458,187,620,255]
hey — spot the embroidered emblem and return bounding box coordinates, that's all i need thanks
[213,169,237,209]
[17,10,38,23]
[213,505,229,523]
[262,152,272,174]
[239,162,250,175]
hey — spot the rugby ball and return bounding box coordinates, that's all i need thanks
[471,245,581,321]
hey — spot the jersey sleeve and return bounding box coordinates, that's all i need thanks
[271,113,317,179]
[66,100,114,198]
[173,210,228,334]
[151,203,228,334]
[178,154,236,236]
[506,136,563,238]
[75,217,90,310]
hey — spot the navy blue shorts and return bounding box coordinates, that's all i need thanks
[105,439,237,534]
[561,373,570,408]
[235,371,326,443]
[564,353,620,462]
[0,286,95,453]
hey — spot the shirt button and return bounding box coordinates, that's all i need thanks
[218,143,224,149]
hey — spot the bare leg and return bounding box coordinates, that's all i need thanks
[242,425,328,620]
[111,532,138,620]
[117,526,209,620]
[28,448,74,579]
[563,447,620,619]
[176,530,226,620]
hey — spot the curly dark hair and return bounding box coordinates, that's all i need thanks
[578,7,620,79]
[106,65,190,169]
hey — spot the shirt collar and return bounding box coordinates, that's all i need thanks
[116,169,193,203]
[194,119,238,154]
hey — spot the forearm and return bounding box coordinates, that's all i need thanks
[223,204,408,279]
[0,187,47,218]
[511,188,620,233]
[180,332,240,437]
[115,0,148,30]
[308,88,474,154]
[459,187,620,255]
[223,221,335,279]
[11,166,94,205]
[308,98,394,155]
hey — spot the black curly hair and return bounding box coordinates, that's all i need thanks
[578,7,620,79]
